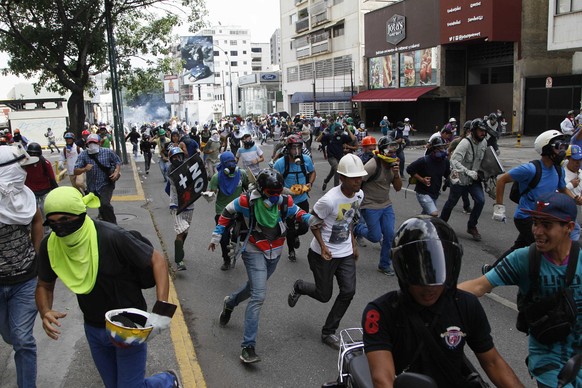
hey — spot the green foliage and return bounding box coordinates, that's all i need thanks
[0,0,208,97]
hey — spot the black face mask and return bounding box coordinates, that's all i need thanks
[171,156,184,167]
[46,214,87,237]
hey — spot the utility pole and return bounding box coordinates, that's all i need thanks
[104,0,128,163]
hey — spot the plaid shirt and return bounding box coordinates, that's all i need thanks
[75,148,121,193]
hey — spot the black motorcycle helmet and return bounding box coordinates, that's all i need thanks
[392,216,463,290]
[255,168,284,197]
[427,136,446,153]
[27,142,42,157]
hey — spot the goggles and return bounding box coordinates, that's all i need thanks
[263,187,283,197]
[550,140,568,152]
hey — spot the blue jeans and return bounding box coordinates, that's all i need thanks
[84,324,176,388]
[440,182,485,229]
[353,206,395,269]
[416,192,438,215]
[225,251,281,348]
[0,277,37,388]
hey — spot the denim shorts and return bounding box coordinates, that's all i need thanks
[416,192,438,215]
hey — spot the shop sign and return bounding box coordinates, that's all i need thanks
[386,14,406,45]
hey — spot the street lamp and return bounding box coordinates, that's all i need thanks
[213,45,234,116]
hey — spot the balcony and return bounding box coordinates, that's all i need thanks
[311,10,330,26]
[296,46,310,59]
[295,17,309,33]
[295,0,306,5]
[311,40,330,55]
[295,38,331,59]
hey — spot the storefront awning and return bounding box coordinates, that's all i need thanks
[291,91,353,104]
[351,87,437,102]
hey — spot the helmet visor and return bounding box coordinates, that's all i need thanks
[392,239,461,286]
[263,187,283,197]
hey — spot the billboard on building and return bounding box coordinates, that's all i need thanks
[369,55,397,89]
[180,36,214,85]
[399,47,438,88]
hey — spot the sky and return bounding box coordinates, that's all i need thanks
[0,0,281,98]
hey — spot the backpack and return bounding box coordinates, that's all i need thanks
[515,242,579,344]
[283,155,310,181]
[509,160,562,204]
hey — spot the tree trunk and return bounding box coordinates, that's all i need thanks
[67,90,86,138]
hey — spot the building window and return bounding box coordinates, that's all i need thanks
[298,8,308,19]
[231,61,238,67]
[287,66,299,82]
[230,50,238,56]
[224,40,227,44]
[557,0,582,13]
[299,63,314,80]
[332,23,344,38]
[214,51,219,57]
[243,40,247,44]
[243,61,248,65]
[243,50,247,54]
[333,55,351,76]
[214,73,220,78]
[251,47,262,53]
[230,40,237,45]
[333,0,344,4]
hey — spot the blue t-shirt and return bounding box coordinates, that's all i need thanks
[273,155,315,204]
[485,247,582,387]
[508,162,566,219]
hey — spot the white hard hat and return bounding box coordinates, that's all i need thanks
[534,130,564,155]
[449,117,456,123]
[404,118,410,122]
[337,154,368,178]
[383,116,388,120]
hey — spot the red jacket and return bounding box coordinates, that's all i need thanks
[24,158,56,195]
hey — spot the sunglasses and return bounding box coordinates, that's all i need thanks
[263,187,283,197]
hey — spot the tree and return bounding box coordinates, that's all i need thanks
[0,0,208,137]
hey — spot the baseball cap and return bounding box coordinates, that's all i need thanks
[522,192,577,223]
[404,118,410,122]
[566,145,582,160]
[567,110,575,115]
[86,134,100,144]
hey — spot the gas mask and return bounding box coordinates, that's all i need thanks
[45,213,87,238]
[243,140,254,149]
[171,154,184,168]
[223,163,238,177]
[289,145,302,164]
[87,143,100,154]
[431,149,448,160]
[548,141,567,166]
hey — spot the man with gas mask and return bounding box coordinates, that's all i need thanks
[440,119,488,241]
[482,130,582,273]
[74,134,121,224]
[352,137,402,276]
[0,145,44,388]
[320,122,356,191]
[273,135,316,262]
[208,151,249,271]
[167,147,195,271]
[209,168,320,363]
[236,133,264,177]
[407,137,451,217]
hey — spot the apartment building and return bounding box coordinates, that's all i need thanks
[280,0,396,117]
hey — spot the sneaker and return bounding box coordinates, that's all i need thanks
[322,181,327,191]
[219,296,233,327]
[377,266,395,276]
[288,250,296,262]
[220,261,231,271]
[321,334,340,350]
[467,227,482,241]
[463,207,472,214]
[176,262,187,271]
[481,264,492,275]
[165,369,182,388]
[240,346,261,363]
[294,236,301,249]
[288,280,302,308]
[355,236,367,247]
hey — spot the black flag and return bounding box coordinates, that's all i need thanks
[168,154,208,214]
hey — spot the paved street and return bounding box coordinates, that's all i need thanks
[1,134,543,387]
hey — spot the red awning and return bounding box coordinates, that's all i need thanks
[352,87,437,102]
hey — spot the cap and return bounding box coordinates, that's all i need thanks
[86,134,100,144]
[449,117,456,123]
[568,110,575,115]
[522,192,577,223]
[566,145,582,160]
[404,118,410,122]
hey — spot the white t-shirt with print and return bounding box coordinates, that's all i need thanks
[310,185,364,258]
[236,144,264,176]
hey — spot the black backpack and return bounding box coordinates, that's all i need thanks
[515,242,579,344]
[509,160,562,204]
[283,155,310,181]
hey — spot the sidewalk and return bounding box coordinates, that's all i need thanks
[0,153,204,388]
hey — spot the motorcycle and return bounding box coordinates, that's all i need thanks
[322,328,581,388]
[321,328,436,388]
